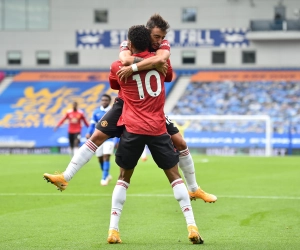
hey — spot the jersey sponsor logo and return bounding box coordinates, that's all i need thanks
[70,117,79,123]
[101,120,108,127]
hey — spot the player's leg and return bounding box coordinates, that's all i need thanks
[140,145,147,161]
[108,129,143,243]
[44,98,124,191]
[165,115,217,203]
[171,132,217,203]
[73,133,81,155]
[68,133,75,156]
[95,145,105,184]
[100,140,115,186]
[62,132,108,182]
[107,167,135,244]
[62,128,112,183]
[171,132,198,190]
[165,167,204,244]
[98,155,104,171]
[147,134,203,244]
[165,116,198,190]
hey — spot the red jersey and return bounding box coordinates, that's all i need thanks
[115,39,172,99]
[56,109,89,133]
[120,39,170,53]
[109,51,173,136]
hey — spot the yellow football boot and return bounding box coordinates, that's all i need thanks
[43,172,68,191]
[187,225,204,244]
[189,187,217,203]
[107,229,122,244]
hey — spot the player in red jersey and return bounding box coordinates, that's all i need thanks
[43,14,216,205]
[116,14,217,203]
[54,101,89,156]
[106,24,203,245]
[43,14,173,191]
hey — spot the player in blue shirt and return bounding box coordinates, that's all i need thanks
[86,94,115,186]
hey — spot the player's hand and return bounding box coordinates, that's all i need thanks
[117,65,133,82]
[155,61,168,76]
[85,133,91,139]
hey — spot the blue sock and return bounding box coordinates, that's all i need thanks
[102,161,110,180]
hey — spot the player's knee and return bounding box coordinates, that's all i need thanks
[117,171,132,184]
[90,130,109,146]
[173,138,187,151]
[103,155,110,161]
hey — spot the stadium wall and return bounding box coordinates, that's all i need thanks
[0,0,300,68]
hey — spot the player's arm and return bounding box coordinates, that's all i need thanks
[54,113,68,131]
[165,59,173,82]
[119,50,144,66]
[117,50,170,81]
[119,41,144,66]
[86,113,96,138]
[81,114,89,127]
[119,49,167,67]
[136,49,170,71]
[109,61,121,90]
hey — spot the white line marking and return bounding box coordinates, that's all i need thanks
[0,193,299,200]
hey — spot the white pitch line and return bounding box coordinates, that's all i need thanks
[0,193,300,200]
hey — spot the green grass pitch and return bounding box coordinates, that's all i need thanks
[0,154,299,250]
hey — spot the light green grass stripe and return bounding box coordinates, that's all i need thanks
[1,193,300,200]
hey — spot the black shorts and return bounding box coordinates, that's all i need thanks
[96,97,124,138]
[165,115,179,136]
[115,129,179,170]
[96,98,179,138]
[68,133,81,147]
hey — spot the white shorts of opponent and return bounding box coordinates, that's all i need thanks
[95,141,115,157]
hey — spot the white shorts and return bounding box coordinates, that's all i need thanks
[95,141,115,157]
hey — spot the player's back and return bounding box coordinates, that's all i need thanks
[116,52,168,136]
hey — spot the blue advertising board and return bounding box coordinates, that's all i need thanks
[0,72,118,147]
[184,131,300,148]
[0,71,177,148]
[76,28,249,49]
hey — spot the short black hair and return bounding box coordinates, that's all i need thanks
[101,94,111,102]
[127,25,151,52]
[146,14,170,32]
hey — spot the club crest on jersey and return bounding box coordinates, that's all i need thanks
[101,120,108,127]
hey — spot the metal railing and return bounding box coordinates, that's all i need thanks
[250,19,300,31]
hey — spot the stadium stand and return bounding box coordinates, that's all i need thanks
[0,72,116,148]
[170,72,300,135]
[0,71,177,149]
